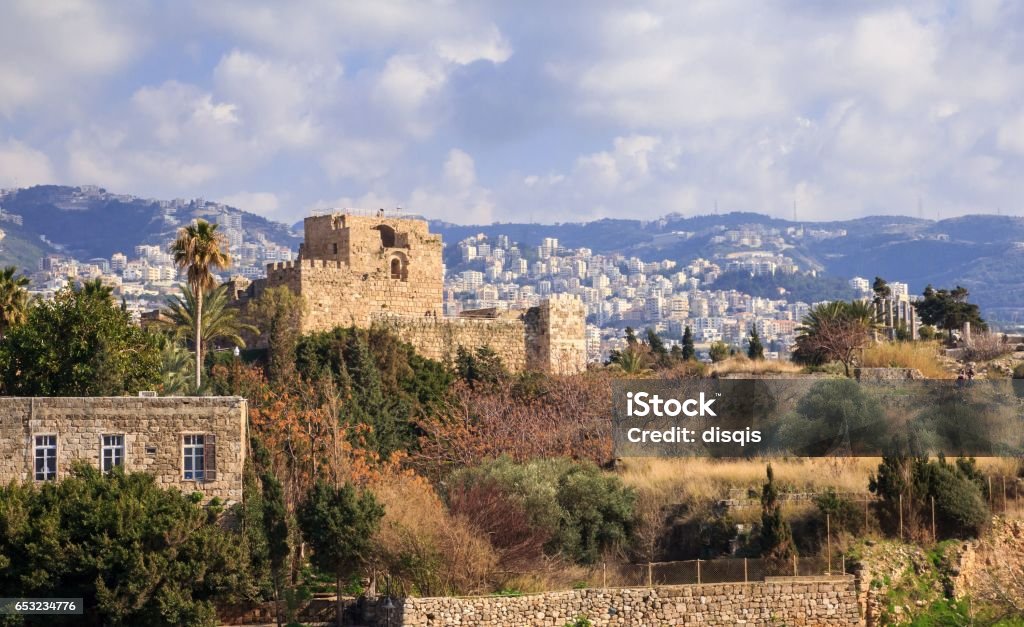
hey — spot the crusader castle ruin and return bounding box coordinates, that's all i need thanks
[246,212,587,374]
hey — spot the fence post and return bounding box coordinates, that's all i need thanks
[931,496,936,543]
[793,555,798,577]
[696,559,701,585]
[744,558,748,583]
[1003,475,1007,513]
[647,562,652,587]
[603,562,607,590]
[989,476,993,510]
[899,493,904,541]
[826,512,832,575]
[842,554,846,576]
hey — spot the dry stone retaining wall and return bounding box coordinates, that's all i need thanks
[376,577,860,626]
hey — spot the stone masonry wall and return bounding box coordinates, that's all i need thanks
[258,212,587,374]
[267,258,443,330]
[0,397,246,502]
[372,314,527,371]
[525,294,588,375]
[377,577,860,626]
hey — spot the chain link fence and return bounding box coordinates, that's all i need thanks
[611,555,849,587]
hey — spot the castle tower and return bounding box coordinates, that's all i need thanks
[266,212,443,330]
[259,211,588,374]
[525,294,588,375]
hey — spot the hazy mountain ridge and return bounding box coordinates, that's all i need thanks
[0,185,301,263]
[1,185,1022,320]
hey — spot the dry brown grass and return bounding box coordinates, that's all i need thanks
[617,456,1018,503]
[708,357,806,377]
[860,341,952,379]
[964,332,1015,362]
[617,457,879,503]
[372,474,498,596]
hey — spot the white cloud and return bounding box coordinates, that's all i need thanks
[321,140,402,183]
[997,111,1024,156]
[219,191,281,215]
[443,148,477,188]
[0,0,139,116]
[213,50,336,149]
[409,149,497,223]
[572,135,678,194]
[2,2,1024,224]
[0,140,56,187]
[436,24,512,65]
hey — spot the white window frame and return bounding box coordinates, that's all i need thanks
[182,434,205,481]
[101,434,125,473]
[34,434,57,481]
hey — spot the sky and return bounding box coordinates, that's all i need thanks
[1,0,1024,225]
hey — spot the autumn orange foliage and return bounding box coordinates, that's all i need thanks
[210,362,416,505]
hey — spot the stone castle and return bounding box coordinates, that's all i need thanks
[247,212,587,374]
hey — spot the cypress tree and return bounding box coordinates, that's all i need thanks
[761,464,797,574]
[681,326,696,361]
[747,326,765,360]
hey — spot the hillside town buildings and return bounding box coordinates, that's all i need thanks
[7,188,923,365]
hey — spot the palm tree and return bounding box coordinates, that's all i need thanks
[161,283,256,358]
[79,277,114,302]
[0,266,30,339]
[609,344,652,376]
[794,300,877,376]
[169,220,231,389]
[156,334,193,395]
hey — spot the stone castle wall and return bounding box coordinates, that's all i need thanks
[526,294,589,375]
[256,212,586,374]
[373,577,859,626]
[0,397,246,502]
[372,314,528,371]
[266,258,443,329]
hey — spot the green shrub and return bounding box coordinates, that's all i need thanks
[0,464,249,626]
[555,464,636,564]
[869,456,990,540]
[449,457,636,564]
[293,326,452,455]
[814,488,865,535]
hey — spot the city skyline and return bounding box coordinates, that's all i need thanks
[2,1,1024,225]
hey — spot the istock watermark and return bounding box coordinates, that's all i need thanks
[611,378,1024,458]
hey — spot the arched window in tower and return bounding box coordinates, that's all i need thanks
[389,252,409,281]
[375,224,396,248]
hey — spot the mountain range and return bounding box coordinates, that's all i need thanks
[434,213,1024,321]
[2,185,1022,323]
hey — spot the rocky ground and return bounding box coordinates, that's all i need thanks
[856,516,1024,625]
[956,517,1024,619]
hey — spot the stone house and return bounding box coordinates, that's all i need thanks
[0,396,246,503]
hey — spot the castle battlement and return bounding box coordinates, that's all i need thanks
[253,211,585,374]
[267,259,350,272]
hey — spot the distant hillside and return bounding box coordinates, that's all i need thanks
[0,185,300,264]
[430,212,1024,322]
[4,184,1022,322]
